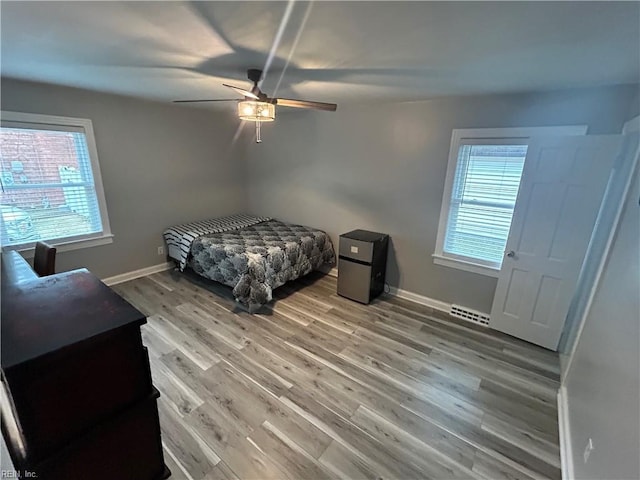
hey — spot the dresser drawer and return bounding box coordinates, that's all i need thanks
[4,324,153,464]
[34,389,167,480]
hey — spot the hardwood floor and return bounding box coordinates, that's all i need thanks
[113,270,561,480]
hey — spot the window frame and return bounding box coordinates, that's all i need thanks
[433,125,588,277]
[0,111,113,254]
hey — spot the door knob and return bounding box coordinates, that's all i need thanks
[506,250,516,258]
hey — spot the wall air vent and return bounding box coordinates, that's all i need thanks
[450,304,490,326]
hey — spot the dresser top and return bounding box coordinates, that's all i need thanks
[1,268,146,370]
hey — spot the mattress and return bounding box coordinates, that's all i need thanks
[165,217,335,309]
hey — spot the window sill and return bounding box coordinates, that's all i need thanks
[432,253,500,278]
[5,234,114,258]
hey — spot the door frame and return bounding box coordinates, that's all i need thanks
[561,116,640,381]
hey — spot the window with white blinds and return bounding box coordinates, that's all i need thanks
[434,126,587,276]
[0,112,112,250]
[444,144,527,267]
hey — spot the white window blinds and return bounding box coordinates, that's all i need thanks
[443,144,527,268]
[0,120,108,248]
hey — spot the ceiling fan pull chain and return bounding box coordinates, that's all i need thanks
[256,121,262,143]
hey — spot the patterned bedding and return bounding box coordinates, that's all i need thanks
[164,214,271,271]
[178,219,335,309]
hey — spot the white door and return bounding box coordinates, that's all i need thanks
[490,135,623,350]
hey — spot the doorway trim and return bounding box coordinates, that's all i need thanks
[561,115,640,383]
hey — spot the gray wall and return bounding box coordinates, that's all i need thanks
[245,85,636,312]
[1,78,247,279]
[2,78,635,311]
[628,88,640,119]
[564,160,639,480]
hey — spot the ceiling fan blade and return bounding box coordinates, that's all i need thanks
[173,99,239,103]
[223,84,260,100]
[274,98,337,111]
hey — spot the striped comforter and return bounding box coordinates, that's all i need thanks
[163,214,271,271]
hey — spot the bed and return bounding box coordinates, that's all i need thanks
[163,214,335,309]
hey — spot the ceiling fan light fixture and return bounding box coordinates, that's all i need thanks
[238,100,275,122]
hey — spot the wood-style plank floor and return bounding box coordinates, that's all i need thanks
[113,270,561,480]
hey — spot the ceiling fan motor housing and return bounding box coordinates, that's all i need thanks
[247,69,263,85]
[247,69,266,99]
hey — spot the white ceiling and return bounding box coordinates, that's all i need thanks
[1,1,638,107]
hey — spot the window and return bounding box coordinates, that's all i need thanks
[0,111,112,251]
[444,142,527,268]
[434,126,587,276]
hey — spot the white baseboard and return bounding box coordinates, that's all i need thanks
[327,267,451,313]
[558,386,574,480]
[388,285,451,313]
[106,263,451,316]
[102,261,174,286]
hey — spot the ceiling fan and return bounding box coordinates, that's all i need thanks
[174,69,337,142]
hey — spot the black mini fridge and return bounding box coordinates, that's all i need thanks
[337,230,389,304]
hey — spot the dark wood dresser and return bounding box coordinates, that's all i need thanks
[1,252,169,479]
